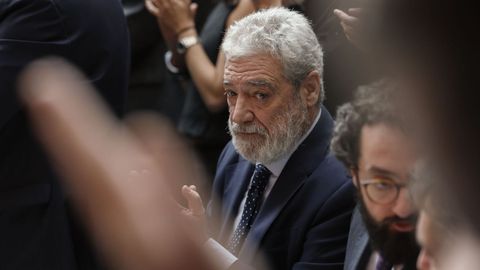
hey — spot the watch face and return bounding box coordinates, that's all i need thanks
[176,42,186,54]
[176,36,199,54]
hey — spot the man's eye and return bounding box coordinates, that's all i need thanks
[225,90,237,97]
[373,182,395,191]
[255,93,268,100]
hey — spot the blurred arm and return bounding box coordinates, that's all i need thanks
[18,58,218,270]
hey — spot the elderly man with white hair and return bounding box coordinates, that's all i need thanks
[14,6,355,270]
[190,7,355,270]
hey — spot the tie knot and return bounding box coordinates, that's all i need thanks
[255,163,270,174]
[253,164,271,188]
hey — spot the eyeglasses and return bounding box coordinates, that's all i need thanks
[360,178,407,205]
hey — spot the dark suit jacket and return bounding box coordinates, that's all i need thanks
[0,0,129,269]
[208,108,356,270]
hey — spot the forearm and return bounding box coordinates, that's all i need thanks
[181,30,226,112]
[156,18,187,70]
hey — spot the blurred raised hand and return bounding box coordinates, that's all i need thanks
[18,58,216,270]
[334,8,365,50]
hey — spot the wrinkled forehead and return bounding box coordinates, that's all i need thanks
[224,54,288,85]
[359,123,417,180]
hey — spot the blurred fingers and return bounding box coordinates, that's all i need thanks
[181,185,205,216]
[190,2,198,18]
[348,7,364,17]
[145,0,160,16]
[333,9,359,26]
[18,58,213,270]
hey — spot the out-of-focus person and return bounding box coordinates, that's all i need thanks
[371,4,480,267]
[382,0,480,239]
[410,164,454,270]
[436,230,480,270]
[411,162,480,270]
[17,58,220,270]
[337,0,480,269]
[331,80,420,270]
[145,0,303,183]
[205,7,355,270]
[0,0,129,269]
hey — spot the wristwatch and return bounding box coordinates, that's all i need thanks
[176,35,200,54]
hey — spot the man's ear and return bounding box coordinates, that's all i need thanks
[299,70,321,107]
[350,168,359,188]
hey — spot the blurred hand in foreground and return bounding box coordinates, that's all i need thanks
[18,58,215,270]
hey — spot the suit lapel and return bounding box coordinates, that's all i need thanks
[239,107,335,262]
[348,230,369,270]
[345,208,371,270]
[218,160,254,243]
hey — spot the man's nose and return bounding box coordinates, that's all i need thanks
[393,188,415,218]
[230,95,254,124]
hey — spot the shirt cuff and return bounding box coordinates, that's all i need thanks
[204,238,238,269]
[164,50,180,74]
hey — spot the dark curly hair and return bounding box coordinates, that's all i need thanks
[331,79,404,169]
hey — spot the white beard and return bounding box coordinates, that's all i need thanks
[228,97,311,164]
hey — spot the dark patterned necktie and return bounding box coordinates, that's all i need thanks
[227,164,271,255]
[376,255,393,270]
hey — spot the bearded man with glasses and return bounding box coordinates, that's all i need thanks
[331,79,420,270]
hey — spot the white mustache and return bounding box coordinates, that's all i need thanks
[229,120,267,135]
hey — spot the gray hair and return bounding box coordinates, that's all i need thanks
[222,7,324,102]
[331,79,403,169]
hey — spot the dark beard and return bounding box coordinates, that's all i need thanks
[357,193,420,266]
